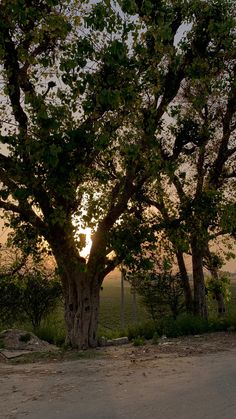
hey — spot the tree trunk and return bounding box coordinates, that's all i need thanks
[49,230,103,349]
[191,240,208,319]
[64,277,100,349]
[176,251,193,313]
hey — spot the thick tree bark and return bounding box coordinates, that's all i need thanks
[49,228,104,349]
[63,275,100,348]
[176,251,193,313]
[191,240,208,319]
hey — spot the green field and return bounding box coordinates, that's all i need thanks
[99,273,236,334]
[99,271,148,334]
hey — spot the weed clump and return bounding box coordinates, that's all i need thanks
[19,333,31,343]
[132,335,145,346]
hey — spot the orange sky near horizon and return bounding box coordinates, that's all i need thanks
[0,217,235,273]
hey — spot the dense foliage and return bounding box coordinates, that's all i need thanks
[0,0,235,347]
[0,270,62,328]
[133,271,185,321]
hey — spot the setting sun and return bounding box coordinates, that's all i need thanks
[80,227,92,258]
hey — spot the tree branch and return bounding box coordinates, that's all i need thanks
[172,174,187,202]
[0,200,45,232]
[0,167,19,192]
[102,255,124,279]
[0,21,28,134]
[208,66,236,188]
[224,170,236,179]
[227,145,236,158]
[0,153,53,219]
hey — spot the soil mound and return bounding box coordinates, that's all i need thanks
[0,329,57,352]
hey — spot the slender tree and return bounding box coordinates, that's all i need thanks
[141,59,236,318]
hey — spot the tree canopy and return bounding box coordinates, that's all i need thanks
[0,0,235,348]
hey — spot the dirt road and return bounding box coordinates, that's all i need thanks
[1,332,236,419]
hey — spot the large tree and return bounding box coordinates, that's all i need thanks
[0,0,234,347]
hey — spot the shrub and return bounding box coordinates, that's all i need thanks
[208,311,236,332]
[35,324,66,346]
[127,313,234,342]
[207,274,231,298]
[132,335,145,346]
[34,306,66,346]
[152,332,159,345]
[0,269,62,329]
[0,276,24,325]
[131,271,185,322]
[206,272,231,308]
[19,333,31,343]
[20,270,62,328]
[98,327,126,340]
[163,314,209,338]
[128,321,156,341]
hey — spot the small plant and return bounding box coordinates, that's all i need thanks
[128,321,156,341]
[19,333,31,343]
[98,327,126,341]
[152,332,159,345]
[206,273,231,302]
[35,325,66,346]
[34,308,66,346]
[0,339,5,349]
[132,335,145,346]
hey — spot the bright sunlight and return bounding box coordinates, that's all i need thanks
[80,227,92,258]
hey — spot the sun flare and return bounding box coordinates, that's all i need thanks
[80,227,92,258]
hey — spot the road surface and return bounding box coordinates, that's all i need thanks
[1,333,236,419]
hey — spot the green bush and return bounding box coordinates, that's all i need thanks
[208,312,236,332]
[131,271,185,322]
[128,321,156,341]
[19,333,31,343]
[163,315,209,338]
[152,332,159,345]
[206,273,231,303]
[34,305,66,346]
[132,335,145,346]
[127,311,236,343]
[20,270,62,328]
[98,327,126,340]
[0,269,62,329]
[0,276,24,325]
[35,323,66,346]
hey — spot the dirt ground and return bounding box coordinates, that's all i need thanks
[1,332,236,419]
